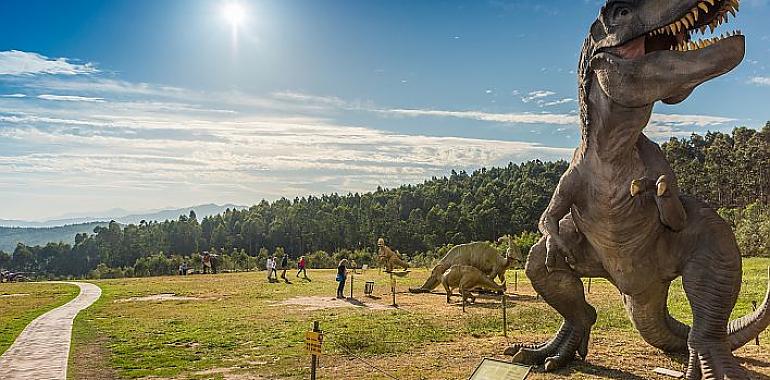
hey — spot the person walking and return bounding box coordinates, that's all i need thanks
[266,256,277,282]
[336,258,348,299]
[296,256,308,279]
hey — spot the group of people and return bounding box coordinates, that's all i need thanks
[266,255,309,282]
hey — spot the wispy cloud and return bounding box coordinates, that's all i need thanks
[521,90,556,103]
[2,93,27,98]
[376,108,578,125]
[749,76,770,86]
[0,50,98,76]
[542,98,575,107]
[37,94,105,102]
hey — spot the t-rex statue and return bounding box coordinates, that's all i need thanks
[377,238,409,272]
[442,264,506,306]
[409,237,522,293]
[507,1,770,379]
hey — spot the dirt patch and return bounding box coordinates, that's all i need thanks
[0,293,30,298]
[115,293,203,303]
[277,296,394,311]
[192,368,267,380]
[70,333,118,380]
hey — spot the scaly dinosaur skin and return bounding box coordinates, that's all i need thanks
[409,239,522,293]
[442,264,506,306]
[377,238,409,272]
[508,1,770,379]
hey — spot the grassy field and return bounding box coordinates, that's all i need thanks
[0,282,80,354]
[66,258,770,380]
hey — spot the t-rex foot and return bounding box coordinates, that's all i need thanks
[506,321,591,371]
[685,342,749,380]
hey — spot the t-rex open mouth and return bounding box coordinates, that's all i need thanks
[609,0,741,60]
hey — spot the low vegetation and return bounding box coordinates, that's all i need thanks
[0,282,79,354]
[68,258,770,379]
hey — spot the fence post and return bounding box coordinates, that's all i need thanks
[514,271,518,292]
[350,271,354,299]
[502,293,508,338]
[311,321,320,380]
[390,272,397,307]
[753,301,760,345]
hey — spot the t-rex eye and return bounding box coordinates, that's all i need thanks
[618,8,630,17]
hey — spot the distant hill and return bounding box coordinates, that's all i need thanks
[0,204,246,252]
[114,203,245,225]
[0,222,107,252]
[0,203,245,228]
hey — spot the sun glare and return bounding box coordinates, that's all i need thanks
[222,2,245,28]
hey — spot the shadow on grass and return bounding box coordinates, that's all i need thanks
[740,355,770,369]
[540,361,648,380]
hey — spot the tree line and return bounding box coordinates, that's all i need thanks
[1,124,769,278]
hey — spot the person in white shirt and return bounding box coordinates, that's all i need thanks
[266,256,277,282]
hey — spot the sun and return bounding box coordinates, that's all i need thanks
[222,2,245,28]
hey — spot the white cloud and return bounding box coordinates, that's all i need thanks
[749,76,770,86]
[0,50,98,76]
[522,90,556,103]
[376,108,579,125]
[1,93,26,98]
[37,94,105,103]
[649,113,735,127]
[542,98,576,107]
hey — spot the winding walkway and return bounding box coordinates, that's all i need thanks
[0,282,102,380]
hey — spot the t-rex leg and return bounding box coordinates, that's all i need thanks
[507,219,606,371]
[681,230,748,380]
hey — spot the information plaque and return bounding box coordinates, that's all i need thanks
[469,358,531,380]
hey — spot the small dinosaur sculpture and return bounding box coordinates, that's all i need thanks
[508,1,770,379]
[377,238,409,272]
[409,238,522,293]
[442,264,506,306]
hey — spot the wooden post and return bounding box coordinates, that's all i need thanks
[502,293,508,338]
[753,301,760,345]
[587,278,592,294]
[462,294,466,313]
[350,271,354,299]
[311,321,319,380]
[390,272,397,307]
[514,271,518,292]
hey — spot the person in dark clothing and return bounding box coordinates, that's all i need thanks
[336,259,348,299]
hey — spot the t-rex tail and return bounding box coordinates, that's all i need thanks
[728,267,770,350]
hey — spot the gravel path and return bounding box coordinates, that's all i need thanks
[0,282,101,380]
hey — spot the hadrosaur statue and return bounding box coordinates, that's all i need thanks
[507,1,770,379]
[377,238,409,272]
[410,236,522,293]
[442,264,506,306]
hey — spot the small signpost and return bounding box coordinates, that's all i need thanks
[469,358,531,380]
[306,321,323,380]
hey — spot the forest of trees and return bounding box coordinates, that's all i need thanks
[1,124,769,279]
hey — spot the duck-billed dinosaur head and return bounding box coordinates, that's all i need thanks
[585,0,744,108]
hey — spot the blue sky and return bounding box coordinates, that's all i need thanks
[1,0,769,220]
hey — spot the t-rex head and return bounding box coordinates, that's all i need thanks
[582,0,744,109]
